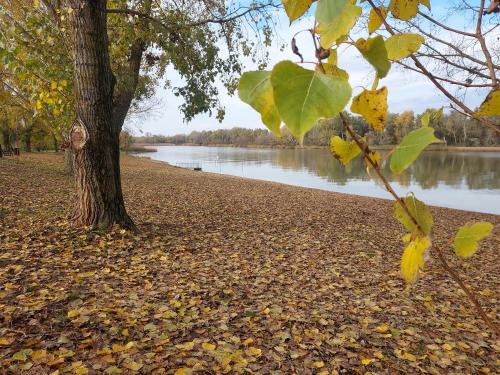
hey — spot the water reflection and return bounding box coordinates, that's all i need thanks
[139,146,500,214]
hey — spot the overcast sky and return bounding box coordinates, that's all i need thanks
[129,1,492,136]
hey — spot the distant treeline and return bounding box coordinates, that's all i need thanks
[134,110,499,147]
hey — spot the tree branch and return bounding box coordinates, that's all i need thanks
[395,60,494,87]
[365,0,499,134]
[106,1,280,30]
[417,10,476,37]
[476,0,498,86]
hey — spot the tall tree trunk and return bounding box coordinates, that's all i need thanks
[23,127,32,152]
[69,0,135,230]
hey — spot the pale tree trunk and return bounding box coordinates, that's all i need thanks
[69,0,135,230]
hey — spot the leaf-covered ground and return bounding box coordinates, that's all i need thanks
[0,153,498,374]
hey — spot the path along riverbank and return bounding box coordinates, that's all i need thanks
[0,153,498,373]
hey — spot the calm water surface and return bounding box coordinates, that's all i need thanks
[138,146,500,214]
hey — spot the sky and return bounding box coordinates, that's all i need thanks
[129,1,493,136]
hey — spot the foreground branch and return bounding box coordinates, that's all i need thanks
[338,113,498,335]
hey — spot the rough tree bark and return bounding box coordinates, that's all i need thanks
[69,0,135,230]
[64,148,74,175]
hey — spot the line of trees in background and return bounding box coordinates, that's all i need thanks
[134,110,499,147]
[3,108,498,152]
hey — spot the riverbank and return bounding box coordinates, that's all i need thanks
[0,153,498,373]
[133,142,500,152]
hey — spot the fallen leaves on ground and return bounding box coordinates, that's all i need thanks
[0,153,498,373]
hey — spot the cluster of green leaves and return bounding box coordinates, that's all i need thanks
[238,0,495,287]
[0,0,74,138]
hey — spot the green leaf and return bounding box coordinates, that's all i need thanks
[453,222,493,258]
[350,87,388,131]
[420,111,430,127]
[282,0,314,22]
[475,89,500,116]
[271,61,351,144]
[390,127,440,173]
[385,33,424,60]
[316,0,362,49]
[368,6,387,34]
[355,36,391,78]
[238,71,281,137]
[329,136,362,165]
[401,236,430,284]
[389,0,419,20]
[394,195,433,235]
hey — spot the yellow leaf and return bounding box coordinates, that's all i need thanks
[243,338,254,346]
[32,349,48,360]
[364,151,382,176]
[361,358,375,365]
[313,360,325,368]
[385,33,424,61]
[202,342,216,351]
[51,81,57,90]
[420,0,431,9]
[74,366,88,375]
[282,0,314,22]
[351,87,388,131]
[368,6,387,34]
[67,309,80,319]
[330,136,362,166]
[245,347,262,357]
[374,351,384,359]
[123,361,143,371]
[169,299,182,308]
[0,337,13,346]
[174,368,191,375]
[389,0,419,20]
[175,341,194,351]
[36,100,43,110]
[375,324,389,333]
[319,62,349,80]
[442,343,453,351]
[401,236,430,284]
[111,341,134,352]
[402,352,417,361]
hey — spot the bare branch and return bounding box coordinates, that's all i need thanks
[106,1,281,30]
[395,60,494,87]
[476,0,498,86]
[417,10,476,37]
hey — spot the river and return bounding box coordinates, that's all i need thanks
[137,146,500,214]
